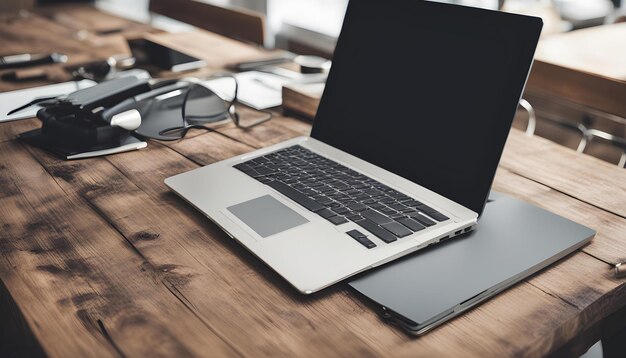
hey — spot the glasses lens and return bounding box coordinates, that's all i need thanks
[134,87,187,141]
[184,84,230,124]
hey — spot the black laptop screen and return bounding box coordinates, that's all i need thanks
[311,0,542,216]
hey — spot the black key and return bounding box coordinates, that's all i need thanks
[333,206,350,215]
[346,214,363,222]
[380,208,397,215]
[390,213,407,220]
[266,181,325,212]
[347,202,367,212]
[370,203,386,210]
[409,213,436,227]
[415,204,449,222]
[387,190,411,201]
[403,199,422,207]
[426,211,449,222]
[381,221,413,238]
[416,204,436,214]
[317,208,337,219]
[299,188,317,196]
[346,230,376,248]
[374,184,393,192]
[397,217,426,232]
[361,209,393,225]
[329,182,349,190]
[327,215,348,225]
[354,219,397,243]
[388,203,409,211]
[364,188,384,196]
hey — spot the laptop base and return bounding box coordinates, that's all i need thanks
[348,192,595,335]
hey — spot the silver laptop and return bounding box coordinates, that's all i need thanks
[165,0,543,294]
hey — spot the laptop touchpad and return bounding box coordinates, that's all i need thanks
[227,195,309,238]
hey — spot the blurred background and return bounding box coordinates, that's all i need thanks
[2,0,625,168]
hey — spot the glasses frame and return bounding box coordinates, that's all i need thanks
[157,74,272,140]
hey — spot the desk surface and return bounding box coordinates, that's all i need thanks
[1,6,626,358]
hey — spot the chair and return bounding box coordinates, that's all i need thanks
[149,0,266,46]
[522,99,626,168]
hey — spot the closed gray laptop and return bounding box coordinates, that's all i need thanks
[349,192,595,335]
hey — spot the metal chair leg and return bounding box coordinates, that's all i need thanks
[519,98,536,137]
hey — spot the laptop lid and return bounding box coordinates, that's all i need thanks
[348,192,595,334]
[311,0,542,216]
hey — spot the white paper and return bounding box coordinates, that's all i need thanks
[67,135,147,160]
[0,80,96,122]
[201,71,292,110]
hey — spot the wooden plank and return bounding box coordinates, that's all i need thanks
[0,119,39,144]
[145,31,275,71]
[525,60,626,118]
[0,141,238,358]
[149,0,266,45]
[35,4,158,39]
[500,129,626,219]
[215,111,312,149]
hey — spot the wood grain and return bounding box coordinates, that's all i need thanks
[0,142,238,357]
[144,30,277,72]
[526,23,626,118]
[149,0,266,46]
[20,129,619,358]
[36,4,158,39]
[501,130,626,219]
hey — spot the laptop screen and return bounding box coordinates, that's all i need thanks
[311,0,542,216]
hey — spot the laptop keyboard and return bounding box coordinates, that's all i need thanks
[233,145,449,247]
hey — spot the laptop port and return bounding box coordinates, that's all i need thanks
[455,230,462,236]
[464,227,472,233]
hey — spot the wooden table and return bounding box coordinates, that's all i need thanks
[1,6,626,358]
[525,23,626,128]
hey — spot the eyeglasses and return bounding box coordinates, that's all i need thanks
[134,75,272,141]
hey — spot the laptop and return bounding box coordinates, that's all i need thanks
[349,192,595,335]
[165,0,543,294]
